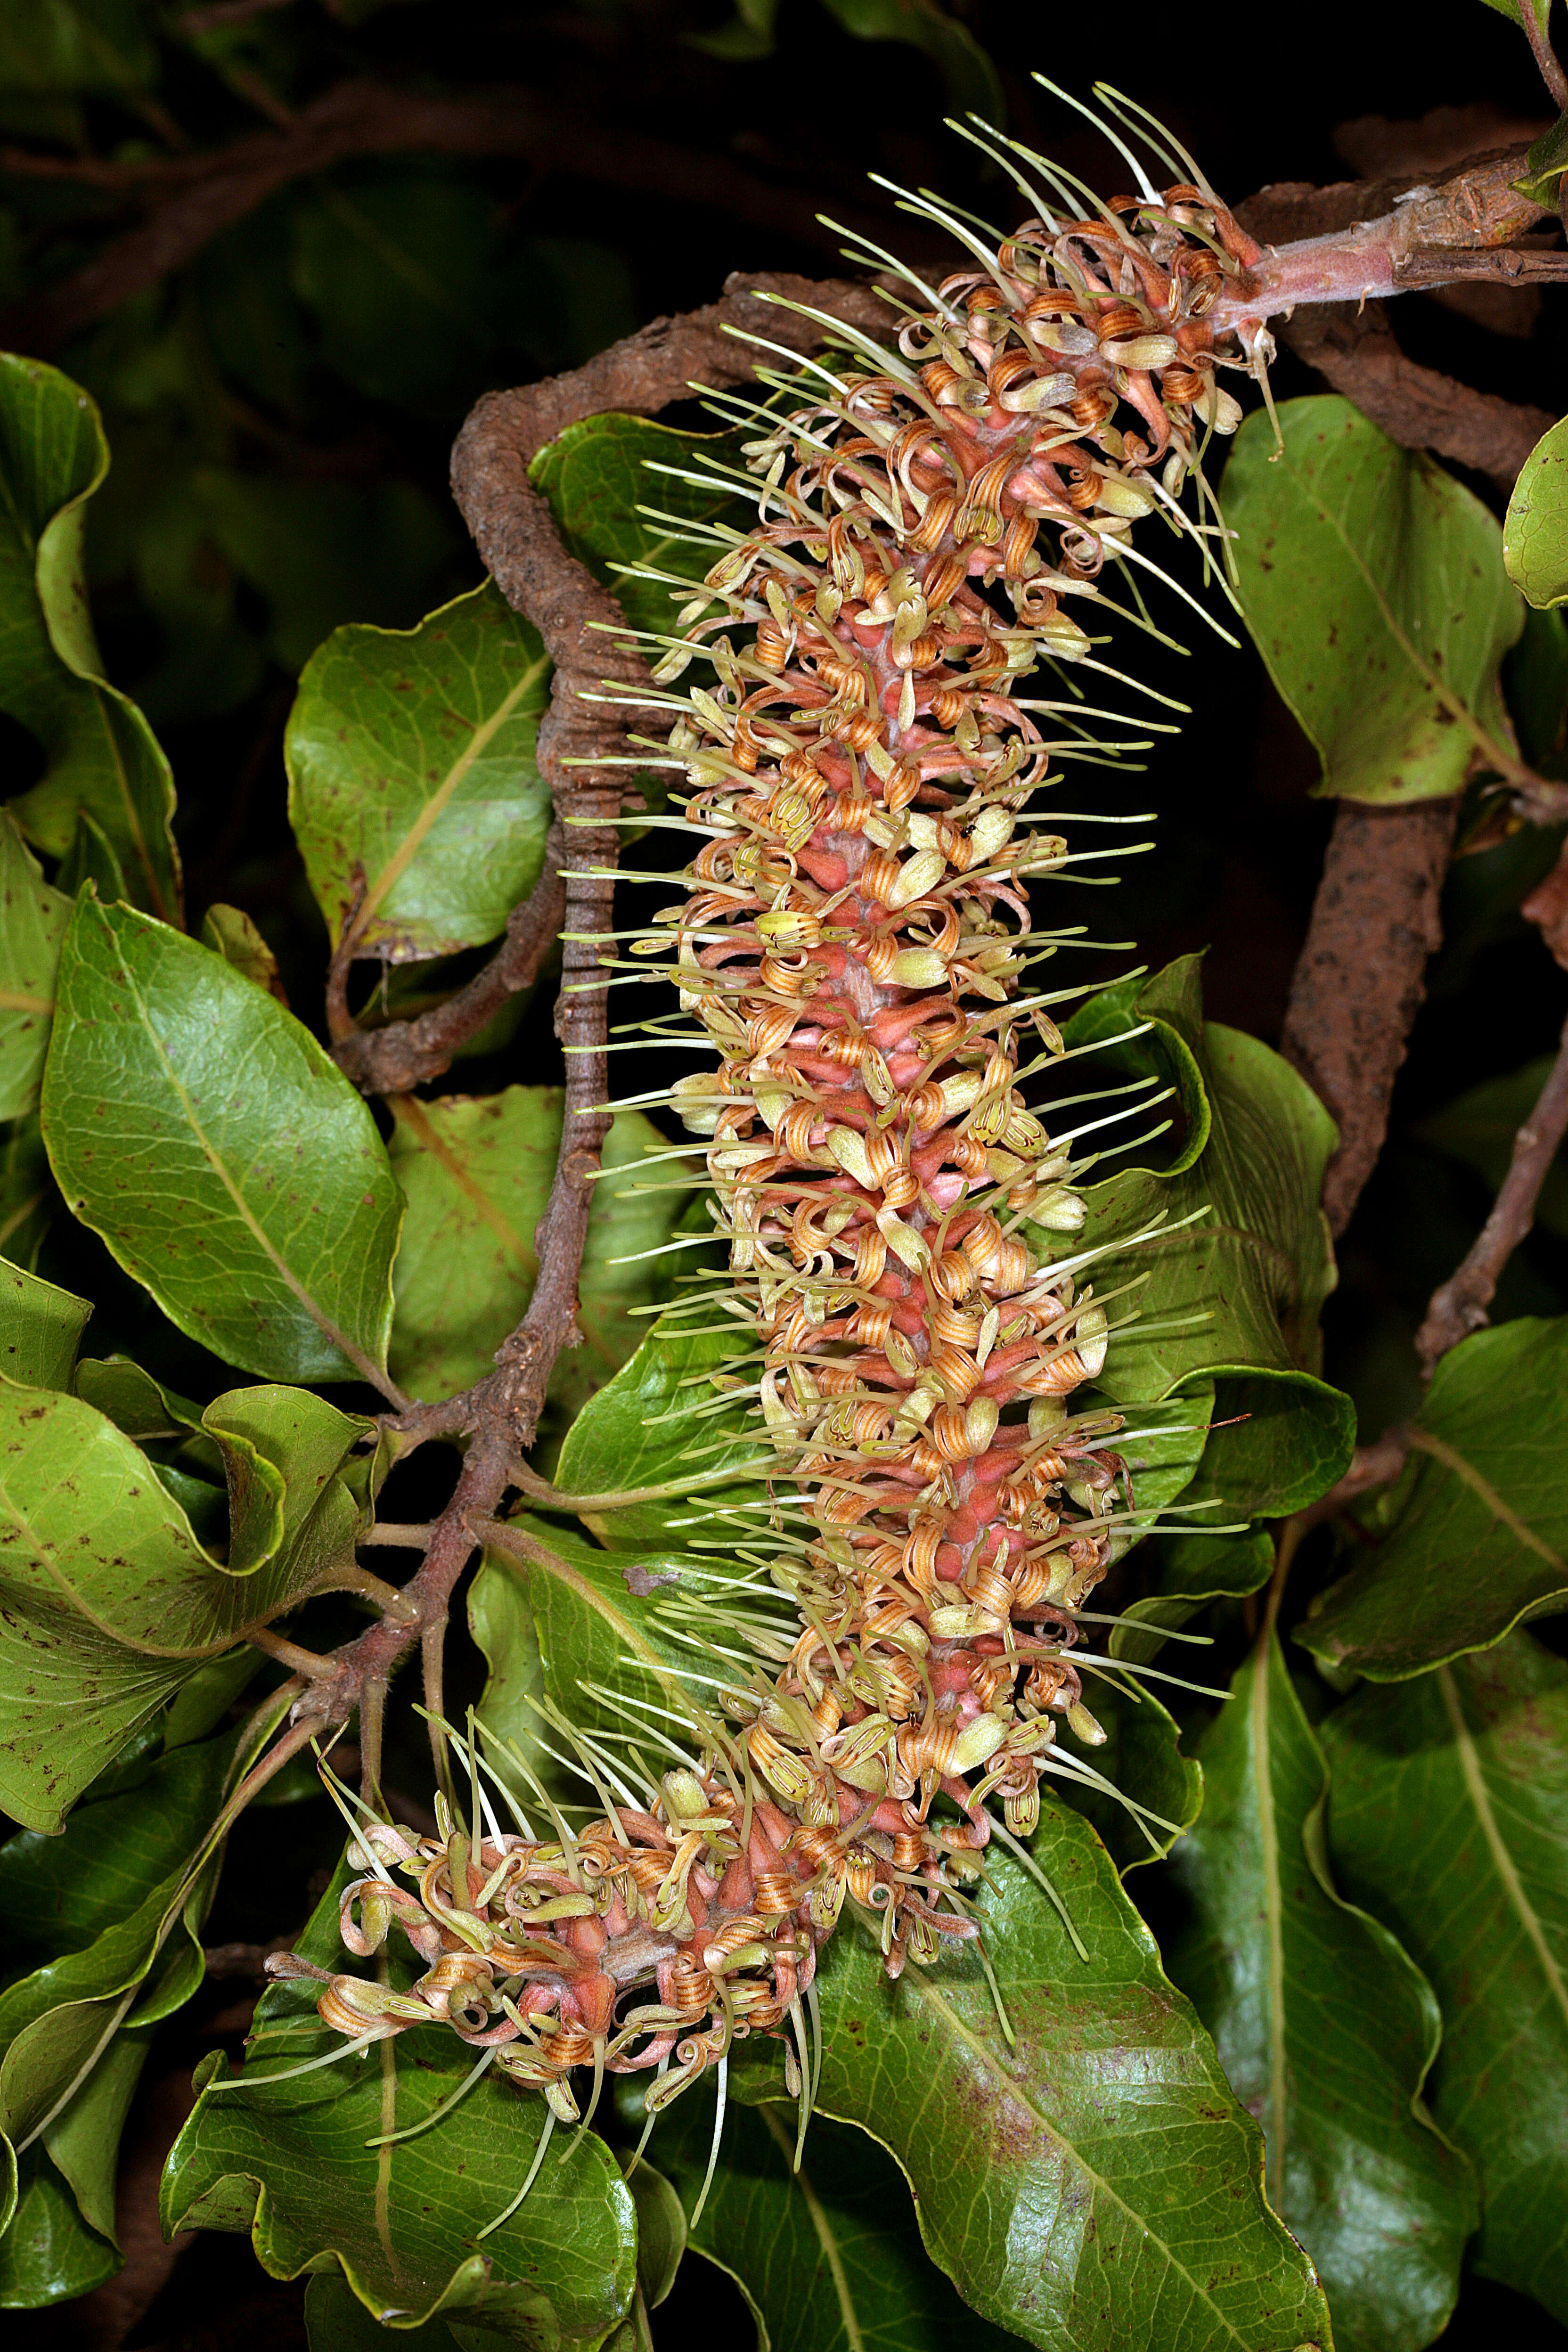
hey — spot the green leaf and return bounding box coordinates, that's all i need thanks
[552,1314,770,1550]
[732,1838,1331,2351]
[1166,1630,1475,2352]
[1300,1315,1568,1680]
[621,2154,685,2311]
[387,1094,687,1409]
[42,895,403,1386]
[0,814,69,1123]
[304,2271,472,2350]
[1321,1635,1568,2321]
[286,578,551,961]
[1110,1527,1275,1666]
[1504,415,1568,609]
[0,2146,115,2305]
[199,904,286,1003]
[0,1380,351,1829]
[1512,106,1568,208]
[164,1852,638,2344]
[0,355,179,920]
[1062,959,1355,1517]
[0,1733,233,2289]
[1415,1056,1568,1238]
[57,807,128,905]
[0,1257,90,1391]
[649,2093,1022,2350]
[1227,394,1524,802]
[1053,1678,1201,1872]
[530,413,749,645]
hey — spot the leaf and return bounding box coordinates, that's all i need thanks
[649,2092,1023,2350]
[1053,1678,1201,1873]
[1512,103,1568,207]
[621,2154,685,2311]
[41,896,403,1386]
[0,1733,234,2295]
[0,1380,356,1829]
[1111,1527,1275,1666]
[1062,959,1355,1517]
[0,1256,91,1391]
[304,2271,471,2351]
[387,1094,687,1408]
[1321,1635,1568,2321]
[0,813,70,1123]
[820,0,1003,121]
[1505,414,1568,609]
[1299,1315,1568,1680]
[552,1316,770,1550]
[730,1838,1331,2351]
[199,904,287,1004]
[530,412,749,645]
[1226,394,1525,802]
[1165,1630,1476,2352]
[286,578,552,962]
[0,354,180,920]
[164,1852,638,2344]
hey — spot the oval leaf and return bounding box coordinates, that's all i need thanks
[41,896,402,1386]
[1227,394,1523,803]
[0,812,70,1122]
[1505,413,1568,610]
[286,579,552,961]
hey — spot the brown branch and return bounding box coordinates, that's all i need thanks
[1414,1007,1568,1375]
[0,83,881,355]
[1266,300,1554,496]
[1279,796,1461,1237]
[331,822,567,1094]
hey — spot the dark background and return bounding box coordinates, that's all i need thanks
[3,0,1566,2343]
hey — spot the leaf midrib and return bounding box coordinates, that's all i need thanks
[895,1955,1281,2346]
[757,2102,865,2352]
[1409,1428,1568,1573]
[356,653,549,932]
[1439,1665,1568,2037]
[84,912,384,1390]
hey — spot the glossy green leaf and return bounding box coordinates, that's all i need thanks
[621,2154,685,2310]
[553,1316,769,1550]
[1322,1635,1568,2320]
[0,2145,115,2305]
[1063,959,1354,1518]
[650,2092,1022,2350]
[1111,1528,1275,1666]
[199,903,287,1003]
[304,2271,470,2350]
[1227,395,1524,803]
[1300,1315,1568,1679]
[1166,1630,1475,2352]
[56,807,127,905]
[0,814,69,1123]
[732,1836,1330,2351]
[41,895,402,1386]
[1053,1678,1202,1872]
[286,579,551,961]
[387,1093,686,1409]
[0,1257,90,1391]
[530,413,748,645]
[1505,414,1568,609]
[0,1380,350,1829]
[0,354,179,921]
[164,1853,638,2343]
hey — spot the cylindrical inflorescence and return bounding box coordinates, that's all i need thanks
[290,147,1265,2113]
